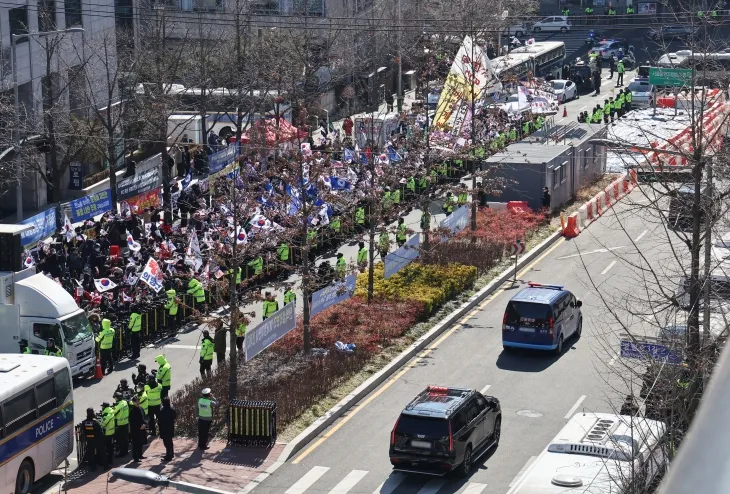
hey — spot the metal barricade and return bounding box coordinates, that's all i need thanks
[75,424,86,466]
[227,400,277,448]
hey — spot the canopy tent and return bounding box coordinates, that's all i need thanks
[231,118,308,146]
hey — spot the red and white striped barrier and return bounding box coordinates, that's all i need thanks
[562,170,637,238]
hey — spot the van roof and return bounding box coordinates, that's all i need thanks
[0,354,69,402]
[402,386,473,418]
[511,286,566,305]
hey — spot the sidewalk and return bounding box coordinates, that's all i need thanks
[51,438,284,494]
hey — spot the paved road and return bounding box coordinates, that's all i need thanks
[246,183,671,494]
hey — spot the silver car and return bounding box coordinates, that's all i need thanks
[628,80,655,108]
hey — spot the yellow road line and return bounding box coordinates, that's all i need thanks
[292,237,566,464]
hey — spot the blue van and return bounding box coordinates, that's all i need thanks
[502,283,583,354]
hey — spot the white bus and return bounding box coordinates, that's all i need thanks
[508,412,667,494]
[0,355,74,494]
[491,41,566,82]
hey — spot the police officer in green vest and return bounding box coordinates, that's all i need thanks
[396,217,407,248]
[522,120,530,137]
[378,230,391,259]
[101,401,115,467]
[234,311,248,359]
[593,105,603,124]
[284,285,296,305]
[45,338,63,357]
[607,6,616,23]
[19,339,30,354]
[335,253,347,280]
[616,59,625,87]
[420,209,431,232]
[457,184,469,207]
[145,375,162,435]
[585,5,594,24]
[247,256,264,277]
[155,354,172,399]
[96,319,115,374]
[417,174,428,194]
[262,292,279,320]
[113,391,129,457]
[624,87,632,111]
[199,330,214,379]
[355,205,367,231]
[603,99,611,124]
[616,91,625,117]
[443,192,456,216]
[329,215,342,237]
[406,175,416,198]
[561,6,570,16]
[165,288,179,333]
[382,187,393,210]
[277,242,290,264]
[187,277,206,307]
[197,388,217,450]
[535,115,544,131]
[129,306,143,359]
[508,126,517,142]
[136,382,148,419]
[357,241,368,272]
[625,3,635,23]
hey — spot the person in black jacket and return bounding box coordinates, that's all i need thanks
[129,396,147,462]
[158,397,177,461]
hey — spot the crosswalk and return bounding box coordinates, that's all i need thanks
[264,465,488,494]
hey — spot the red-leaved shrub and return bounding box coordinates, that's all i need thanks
[457,208,546,248]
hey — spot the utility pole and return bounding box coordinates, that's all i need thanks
[470,28,478,232]
[702,159,713,338]
[396,0,403,113]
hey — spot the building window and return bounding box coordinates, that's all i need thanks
[559,163,565,183]
[583,148,589,169]
[39,0,57,32]
[552,168,559,188]
[65,0,83,27]
[9,7,30,43]
[293,0,324,16]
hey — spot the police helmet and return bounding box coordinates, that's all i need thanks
[113,391,123,400]
[137,363,147,372]
[101,401,111,408]
[136,383,145,392]
[19,339,28,346]
[47,338,55,346]
[86,408,95,418]
[202,387,211,396]
[120,378,128,386]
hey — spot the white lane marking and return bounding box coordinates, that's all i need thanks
[417,479,446,494]
[285,466,330,494]
[508,456,537,488]
[328,470,368,493]
[462,483,489,494]
[164,345,200,350]
[564,395,588,419]
[373,473,407,494]
[557,246,626,260]
[480,384,492,394]
[634,229,648,242]
[601,260,617,275]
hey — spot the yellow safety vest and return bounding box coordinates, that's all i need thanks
[201,339,214,361]
[101,408,115,436]
[198,397,213,419]
[158,364,171,387]
[138,392,148,415]
[145,384,162,407]
[114,400,129,426]
[236,323,247,337]
[96,327,115,350]
[129,312,142,333]
[165,289,179,315]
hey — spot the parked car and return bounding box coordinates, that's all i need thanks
[532,16,571,32]
[649,24,697,41]
[550,79,578,102]
[503,23,529,37]
[569,63,594,92]
[590,40,628,58]
[628,79,655,108]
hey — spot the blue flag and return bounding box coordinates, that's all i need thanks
[329,176,351,191]
[360,151,368,164]
[388,146,402,163]
[181,170,193,190]
[343,148,354,163]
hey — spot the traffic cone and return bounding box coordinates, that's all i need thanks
[94,355,104,379]
[563,106,568,117]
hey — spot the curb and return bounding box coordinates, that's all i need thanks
[238,227,564,493]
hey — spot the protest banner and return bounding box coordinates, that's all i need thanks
[311,275,357,317]
[384,233,421,279]
[69,163,83,190]
[439,206,469,241]
[245,302,296,361]
[117,167,160,201]
[68,189,113,222]
[122,187,162,212]
[209,143,239,174]
[140,257,164,292]
[20,208,57,247]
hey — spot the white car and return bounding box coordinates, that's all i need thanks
[589,40,624,58]
[532,16,571,32]
[628,79,655,108]
[550,79,578,102]
[503,23,528,37]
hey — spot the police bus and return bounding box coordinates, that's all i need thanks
[491,41,566,83]
[0,355,74,494]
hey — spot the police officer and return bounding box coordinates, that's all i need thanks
[262,292,279,320]
[128,305,143,359]
[116,378,134,401]
[197,388,217,450]
[44,338,63,357]
[199,330,214,379]
[165,287,179,333]
[604,99,611,124]
[96,318,115,374]
[442,192,456,216]
[82,407,105,471]
[132,363,149,386]
[457,184,469,207]
[616,59,625,87]
[155,355,172,400]
[187,277,206,307]
[113,391,129,457]
[145,374,162,435]
[335,252,347,280]
[357,241,368,273]
[283,285,296,306]
[100,402,115,468]
[396,217,407,248]
[378,230,390,259]
[136,382,148,419]
[19,339,30,354]
[624,87,632,112]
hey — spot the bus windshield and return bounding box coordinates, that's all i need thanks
[61,312,93,344]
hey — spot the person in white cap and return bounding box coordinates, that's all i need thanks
[197,388,217,450]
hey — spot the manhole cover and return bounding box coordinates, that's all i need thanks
[516,409,543,418]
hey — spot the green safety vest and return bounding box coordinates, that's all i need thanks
[330,218,341,233]
[604,105,611,116]
[198,397,213,419]
[418,176,428,189]
[129,312,142,333]
[201,339,214,361]
[138,391,148,415]
[608,8,616,15]
[618,94,625,107]
[396,223,407,241]
[263,300,279,318]
[336,257,347,274]
[101,408,115,435]
[158,363,171,387]
[509,129,517,141]
[248,257,263,276]
[522,122,530,134]
[421,212,431,230]
[443,197,455,213]
[277,243,290,261]
[382,191,393,209]
[379,233,390,251]
[585,7,593,13]
[45,347,63,357]
[392,189,401,204]
[617,62,625,73]
[97,327,115,350]
[22,347,30,354]
[562,8,569,15]
[355,207,366,224]
[284,290,296,305]
[165,289,179,315]
[626,92,632,103]
[457,193,468,206]
[187,279,206,303]
[626,6,634,13]
[236,323,247,337]
[114,400,129,426]
[594,110,603,123]
[536,118,544,130]
[307,230,318,243]
[357,248,367,264]
[145,384,162,407]
[406,177,416,192]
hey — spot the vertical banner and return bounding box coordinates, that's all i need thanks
[245,302,296,361]
[69,163,83,190]
[384,233,421,279]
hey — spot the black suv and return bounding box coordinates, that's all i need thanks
[389,386,501,477]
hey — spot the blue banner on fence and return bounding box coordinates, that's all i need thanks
[117,167,160,201]
[384,233,421,279]
[440,205,469,241]
[69,189,113,222]
[245,302,296,361]
[311,275,357,317]
[620,340,682,364]
[20,208,57,247]
[209,143,239,174]
[69,163,83,190]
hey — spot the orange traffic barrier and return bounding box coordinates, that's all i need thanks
[562,213,580,238]
[94,355,104,379]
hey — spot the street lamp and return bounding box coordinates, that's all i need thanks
[111,468,232,494]
[12,26,85,221]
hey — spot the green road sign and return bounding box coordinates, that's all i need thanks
[649,67,693,86]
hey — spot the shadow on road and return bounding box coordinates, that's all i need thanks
[495,348,565,372]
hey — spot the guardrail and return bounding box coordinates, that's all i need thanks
[227,400,277,448]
